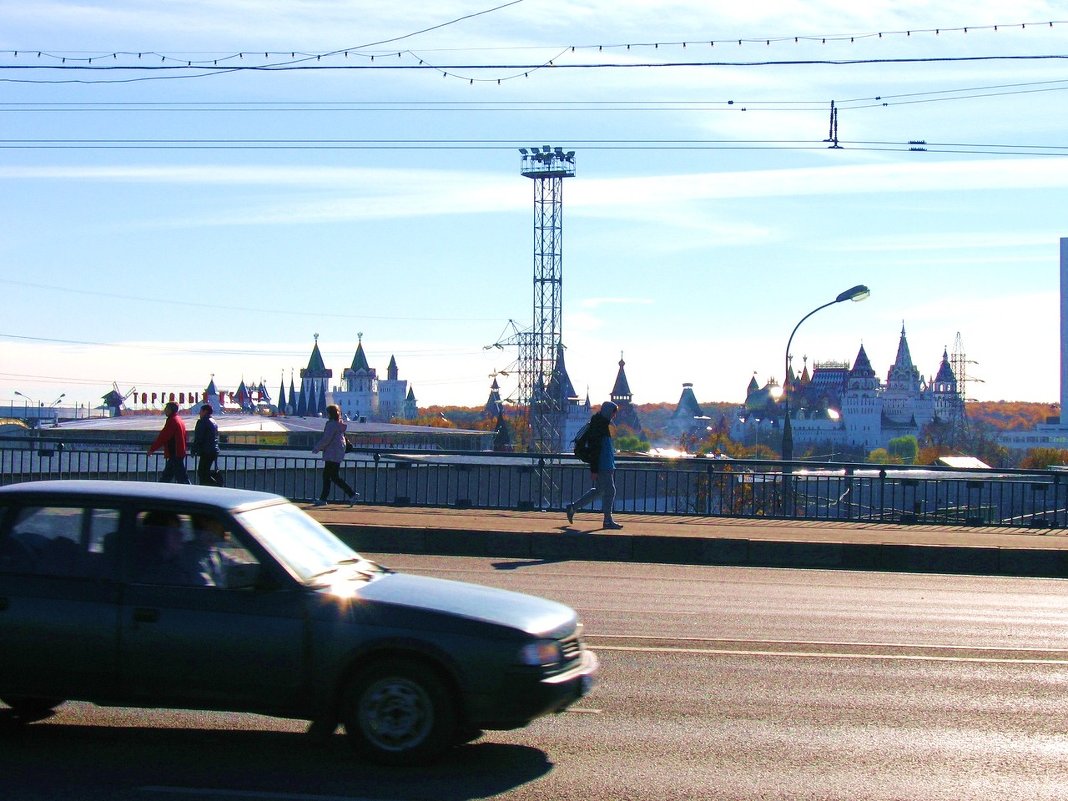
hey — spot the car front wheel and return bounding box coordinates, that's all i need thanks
[341,659,456,765]
[1,696,64,720]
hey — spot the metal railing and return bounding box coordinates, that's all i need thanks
[1,439,1065,528]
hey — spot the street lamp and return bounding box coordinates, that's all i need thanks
[49,393,65,407]
[14,390,38,404]
[782,284,870,463]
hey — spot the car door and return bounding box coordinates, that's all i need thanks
[0,502,122,699]
[117,509,308,712]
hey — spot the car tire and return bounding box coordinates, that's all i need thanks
[1,696,64,720]
[341,658,456,765]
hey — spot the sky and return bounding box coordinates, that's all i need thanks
[3,0,1068,415]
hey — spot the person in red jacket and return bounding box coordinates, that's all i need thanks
[147,401,191,484]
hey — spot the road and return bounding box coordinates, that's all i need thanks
[4,556,1068,800]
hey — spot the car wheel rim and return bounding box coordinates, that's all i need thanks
[359,676,433,752]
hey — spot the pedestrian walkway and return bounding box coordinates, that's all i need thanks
[307,505,1068,579]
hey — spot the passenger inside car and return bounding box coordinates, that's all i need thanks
[135,510,199,585]
[184,515,229,588]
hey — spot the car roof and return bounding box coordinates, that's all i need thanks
[0,480,288,514]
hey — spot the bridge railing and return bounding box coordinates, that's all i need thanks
[1,440,1064,529]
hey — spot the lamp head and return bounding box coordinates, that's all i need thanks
[836,284,870,303]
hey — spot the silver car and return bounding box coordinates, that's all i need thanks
[0,480,597,764]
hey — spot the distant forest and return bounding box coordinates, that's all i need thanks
[416,400,1059,439]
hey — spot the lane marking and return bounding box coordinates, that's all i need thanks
[591,644,1068,665]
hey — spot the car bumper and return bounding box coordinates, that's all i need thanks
[476,648,599,730]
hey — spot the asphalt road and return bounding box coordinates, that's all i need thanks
[4,557,1068,800]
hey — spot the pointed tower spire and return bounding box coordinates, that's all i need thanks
[610,351,633,404]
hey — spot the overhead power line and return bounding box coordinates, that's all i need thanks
[0,137,1065,156]
[1,17,1065,85]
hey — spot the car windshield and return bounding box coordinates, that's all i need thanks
[236,502,372,584]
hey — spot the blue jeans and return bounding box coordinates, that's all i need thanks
[571,469,617,523]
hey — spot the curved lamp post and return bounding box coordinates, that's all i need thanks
[14,390,38,406]
[782,284,870,463]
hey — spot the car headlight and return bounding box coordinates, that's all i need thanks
[517,639,564,667]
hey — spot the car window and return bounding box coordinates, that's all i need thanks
[237,501,361,583]
[132,509,259,589]
[1,505,119,579]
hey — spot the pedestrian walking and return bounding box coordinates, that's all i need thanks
[566,400,623,530]
[312,404,357,506]
[192,404,221,486]
[147,401,191,484]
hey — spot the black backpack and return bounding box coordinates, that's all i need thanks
[573,423,595,464]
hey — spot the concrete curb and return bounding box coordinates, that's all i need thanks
[328,524,1068,579]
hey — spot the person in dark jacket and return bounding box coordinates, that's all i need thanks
[192,404,220,486]
[147,401,191,484]
[566,401,622,530]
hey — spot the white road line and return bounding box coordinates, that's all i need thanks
[592,644,1068,665]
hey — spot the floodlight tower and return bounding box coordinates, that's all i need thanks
[519,145,576,453]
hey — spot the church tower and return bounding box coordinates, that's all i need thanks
[377,354,409,421]
[339,333,377,421]
[932,347,962,421]
[298,334,332,416]
[610,353,644,437]
[841,344,881,450]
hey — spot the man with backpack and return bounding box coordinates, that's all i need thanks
[566,400,623,530]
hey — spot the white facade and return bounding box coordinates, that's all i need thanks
[733,328,961,454]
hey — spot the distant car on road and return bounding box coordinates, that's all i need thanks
[0,480,597,764]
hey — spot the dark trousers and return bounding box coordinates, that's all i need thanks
[159,457,191,485]
[319,461,355,501]
[197,453,218,486]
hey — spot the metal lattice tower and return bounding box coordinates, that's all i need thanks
[520,146,576,453]
[950,331,981,442]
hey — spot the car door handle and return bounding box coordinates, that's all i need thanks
[132,607,160,623]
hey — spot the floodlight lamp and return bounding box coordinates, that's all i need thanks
[518,148,528,155]
[542,145,551,152]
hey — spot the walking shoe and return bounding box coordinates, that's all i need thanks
[603,521,623,530]
[566,504,575,524]
[313,499,327,507]
[348,493,357,507]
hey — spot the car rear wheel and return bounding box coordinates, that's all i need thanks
[341,659,455,765]
[1,696,64,720]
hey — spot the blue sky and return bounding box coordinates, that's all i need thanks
[2,1,1067,414]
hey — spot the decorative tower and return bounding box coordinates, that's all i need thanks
[841,344,881,450]
[340,332,376,421]
[299,333,332,416]
[610,352,644,437]
[377,354,408,421]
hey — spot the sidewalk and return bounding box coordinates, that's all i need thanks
[306,505,1068,579]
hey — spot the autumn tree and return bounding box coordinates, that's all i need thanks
[1019,448,1068,469]
[887,435,919,465]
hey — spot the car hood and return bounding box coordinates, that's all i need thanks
[355,572,578,638]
